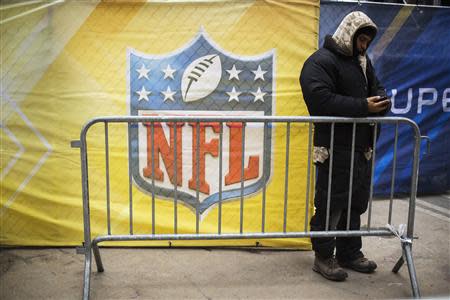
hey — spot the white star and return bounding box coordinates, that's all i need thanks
[136,86,151,101]
[161,86,176,102]
[226,86,241,102]
[136,64,150,80]
[252,65,267,81]
[252,87,267,103]
[162,64,176,80]
[226,64,242,80]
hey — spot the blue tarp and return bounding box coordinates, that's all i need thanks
[319,2,450,195]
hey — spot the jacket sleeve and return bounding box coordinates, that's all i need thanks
[300,53,369,117]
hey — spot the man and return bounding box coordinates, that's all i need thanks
[299,11,391,281]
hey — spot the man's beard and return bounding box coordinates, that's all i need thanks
[353,45,366,56]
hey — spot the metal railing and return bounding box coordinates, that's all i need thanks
[72,115,422,299]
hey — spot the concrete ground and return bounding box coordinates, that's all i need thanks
[1,196,449,299]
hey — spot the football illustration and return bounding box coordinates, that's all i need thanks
[181,54,222,102]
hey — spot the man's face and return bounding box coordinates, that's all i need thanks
[355,33,373,56]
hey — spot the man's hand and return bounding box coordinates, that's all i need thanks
[367,96,390,113]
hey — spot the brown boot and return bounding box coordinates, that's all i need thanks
[339,257,377,273]
[313,255,348,281]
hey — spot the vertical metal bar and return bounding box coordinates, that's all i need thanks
[283,122,291,233]
[367,123,378,230]
[218,122,223,234]
[389,122,399,224]
[346,123,356,231]
[196,121,200,234]
[262,181,267,233]
[240,121,246,234]
[325,123,335,231]
[104,122,111,235]
[173,122,178,234]
[128,122,133,235]
[407,122,421,239]
[80,126,92,300]
[82,251,92,300]
[304,122,313,232]
[151,122,155,235]
[262,122,268,233]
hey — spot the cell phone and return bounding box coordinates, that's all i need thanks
[378,95,389,101]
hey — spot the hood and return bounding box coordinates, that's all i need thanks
[331,11,378,57]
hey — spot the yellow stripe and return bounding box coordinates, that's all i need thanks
[371,6,414,63]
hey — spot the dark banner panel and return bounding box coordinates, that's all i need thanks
[320,1,450,195]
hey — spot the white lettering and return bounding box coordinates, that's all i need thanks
[443,88,450,112]
[389,87,450,114]
[417,88,438,113]
[390,88,412,114]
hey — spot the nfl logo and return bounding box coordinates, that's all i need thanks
[127,30,274,215]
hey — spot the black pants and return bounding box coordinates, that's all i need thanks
[310,149,371,262]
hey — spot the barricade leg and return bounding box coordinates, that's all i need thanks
[83,247,93,300]
[392,255,404,273]
[92,242,104,272]
[404,243,421,298]
[392,241,420,298]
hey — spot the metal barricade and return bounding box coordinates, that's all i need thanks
[72,116,422,299]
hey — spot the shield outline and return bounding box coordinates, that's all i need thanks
[127,29,276,215]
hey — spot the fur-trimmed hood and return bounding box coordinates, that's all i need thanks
[331,11,378,57]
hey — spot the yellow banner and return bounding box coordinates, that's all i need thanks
[1,0,318,247]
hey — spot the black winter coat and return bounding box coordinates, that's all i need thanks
[300,35,388,152]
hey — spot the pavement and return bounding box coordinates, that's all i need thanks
[1,195,449,299]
